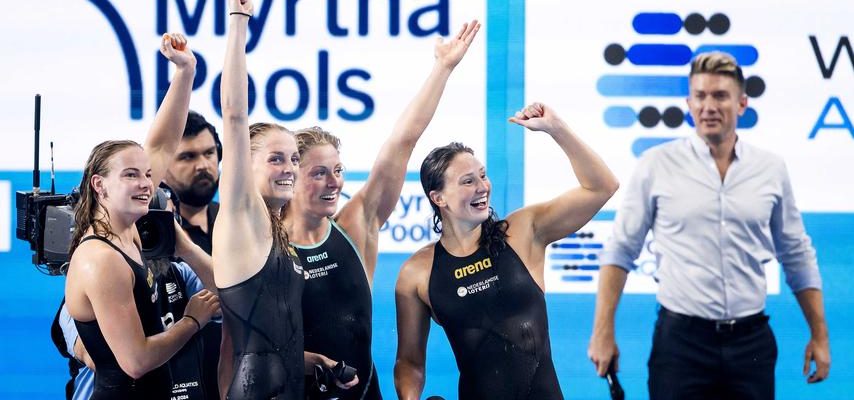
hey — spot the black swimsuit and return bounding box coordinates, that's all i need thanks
[156,263,220,400]
[73,235,170,400]
[428,241,564,400]
[295,219,381,399]
[218,242,305,400]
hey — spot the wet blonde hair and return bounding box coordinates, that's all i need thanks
[248,122,293,249]
[294,126,341,160]
[249,122,291,154]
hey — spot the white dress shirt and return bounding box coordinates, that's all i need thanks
[600,135,821,319]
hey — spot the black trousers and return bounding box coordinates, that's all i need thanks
[648,308,777,400]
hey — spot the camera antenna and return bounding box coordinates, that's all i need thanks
[33,94,41,196]
[50,141,56,195]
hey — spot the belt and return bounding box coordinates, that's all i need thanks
[659,307,768,333]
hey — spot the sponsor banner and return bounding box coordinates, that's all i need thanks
[0,0,487,174]
[544,220,781,294]
[339,180,437,252]
[524,2,853,212]
[526,2,849,293]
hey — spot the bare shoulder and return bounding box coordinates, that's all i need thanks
[397,242,436,289]
[333,208,369,242]
[403,243,436,272]
[66,239,135,319]
[334,194,375,244]
[337,187,368,220]
[214,196,272,245]
[505,208,537,244]
[506,207,534,230]
[69,240,134,283]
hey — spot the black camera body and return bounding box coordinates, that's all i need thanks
[15,94,179,274]
[15,187,177,274]
[15,191,78,273]
[136,188,176,261]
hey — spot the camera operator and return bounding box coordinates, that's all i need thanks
[161,110,224,399]
[164,110,222,255]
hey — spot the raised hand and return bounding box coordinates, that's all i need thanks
[508,102,567,134]
[434,19,481,69]
[229,0,254,16]
[160,33,196,70]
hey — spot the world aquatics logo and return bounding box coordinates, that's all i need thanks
[598,12,766,157]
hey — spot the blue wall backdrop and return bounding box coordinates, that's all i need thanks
[1,191,852,400]
[1,1,853,399]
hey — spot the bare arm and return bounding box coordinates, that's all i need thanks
[175,222,216,293]
[795,288,830,383]
[344,21,481,234]
[145,34,196,188]
[79,249,219,379]
[394,259,432,400]
[219,1,256,214]
[509,103,619,245]
[588,265,628,376]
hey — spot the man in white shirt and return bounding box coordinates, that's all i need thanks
[589,52,830,399]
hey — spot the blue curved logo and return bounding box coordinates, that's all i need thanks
[88,0,144,120]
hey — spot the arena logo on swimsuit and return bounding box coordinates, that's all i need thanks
[597,11,765,157]
[89,0,451,121]
[306,252,328,263]
[453,257,492,279]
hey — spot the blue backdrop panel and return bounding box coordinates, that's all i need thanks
[1,169,850,399]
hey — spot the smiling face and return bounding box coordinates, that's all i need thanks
[429,152,491,229]
[251,128,300,210]
[294,143,344,219]
[91,146,154,223]
[687,72,747,145]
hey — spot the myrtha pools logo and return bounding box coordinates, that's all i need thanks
[88,0,452,122]
[597,12,766,157]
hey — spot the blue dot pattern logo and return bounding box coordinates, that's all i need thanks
[549,231,601,283]
[598,12,765,157]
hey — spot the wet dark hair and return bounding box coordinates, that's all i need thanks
[420,142,508,257]
[184,110,222,161]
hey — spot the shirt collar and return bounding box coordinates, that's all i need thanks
[688,133,744,160]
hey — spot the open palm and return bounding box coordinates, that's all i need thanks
[435,20,481,69]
